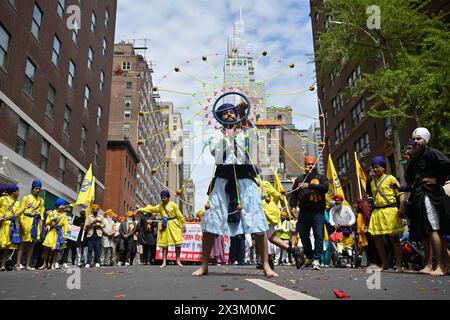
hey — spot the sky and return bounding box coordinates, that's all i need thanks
[114,0,319,212]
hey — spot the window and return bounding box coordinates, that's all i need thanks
[31,3,43,40]
[63,106,71,135]
[126,82,132,90]
[0,24,11,69]
[347,65,362,88]
[105,8,109,27]
[24,59,36,96]
[40,139,50,171]
[102,37,107,55]
[384,118,392,138]
[83,86,91,109]
[332,93,343,115]
[100,70,105,92]
[124,110,131,119]
[97,105,102,126]
[123,124,131,132]
[337,152,350,174]
[57,0,65,20]
[46,86,56,119]
[77,170,83,192]
[88,47,94,70]
[324,111,328,128]
[90,12,97,32]
[335,121,347,145]
[16,120,29,156]
[58,155,66,183]
[52,36,61,67]
[354,133,370,158]
[72,24,79,44]
[81,126,87,152]
[94,143,99,166]
[351,99,366,126]
[68,60,75,88]
[122,62,131,70]
[8,0,16,8]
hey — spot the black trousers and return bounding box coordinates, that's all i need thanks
[229,234,245,264]
[119,238,136,264]
[59,240,77,265]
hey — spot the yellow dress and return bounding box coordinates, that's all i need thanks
[357,214,368,247]
[20,194,45,242]
[139,202,186,247]
[0,195,22,250]
[368,174,404,236]
[260,181,282,226]
[42,210,68,251]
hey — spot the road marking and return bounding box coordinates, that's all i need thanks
[246,279,319,300]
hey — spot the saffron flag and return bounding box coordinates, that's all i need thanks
[326,154,350,207]
[273,169,291,218]
[354,152,367,195]
[73,164,95,207]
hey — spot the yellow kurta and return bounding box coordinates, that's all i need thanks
[357,214,368,247]
[20,194,45,242]
[139,201,186,247]
[260,181,282,226]
[42,210,68,250]
[0,196,22,249]
[368,174,404,236]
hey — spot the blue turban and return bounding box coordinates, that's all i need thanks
[55,198,67,208]
[160,189,171,198]
[216,103,237,119]
[0,185,6,195]
[371,156,387,169]
[32,179,42,189]
[5,185,19,194]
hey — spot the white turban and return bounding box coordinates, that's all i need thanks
[412,127,430,143]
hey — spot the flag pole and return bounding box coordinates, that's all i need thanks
[355,152,363,199]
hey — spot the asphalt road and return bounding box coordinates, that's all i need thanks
[0,264,449,300]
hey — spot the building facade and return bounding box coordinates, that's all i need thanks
[0,0,117,205]
[108,42,165,209]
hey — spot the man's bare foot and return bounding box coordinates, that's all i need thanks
[394,266,404,273]
[377,264,389,272]
[26,266,35,271]
[38,265,47,270]
[430,266,445,276]
[176,261,183,267]
[160,263,167,268]
[263,266,279,278]
[50,265,56,270]
[420,265,433,274]
[192,267,208,276]
[0,267,6,272]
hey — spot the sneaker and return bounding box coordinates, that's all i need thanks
[125,262,130,266]
[117,262,122,266]
[55,263,61,269]
[95,263,100,268]
[85,264,90,268]
[346,264,352,268]
[293,248,304,269]
[323,264,329,268]
[301,259,313,269]
[312,260,321,270]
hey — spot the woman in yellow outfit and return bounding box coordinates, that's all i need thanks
[368,156,405,272]
[137,189,186,268]
[39,198,69,270]
[0,185,30,271]
[16,180,45,271]
[260,181,302,269]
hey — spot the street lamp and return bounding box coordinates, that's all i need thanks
[328,20,405,184]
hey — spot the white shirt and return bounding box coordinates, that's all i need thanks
[329,205,356,227]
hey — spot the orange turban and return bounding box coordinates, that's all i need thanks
[104,209,113,216]
[91,204,100,210]
[333,194,344,201]
[304,156,316,165]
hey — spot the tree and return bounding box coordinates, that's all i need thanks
[314,0,450,152]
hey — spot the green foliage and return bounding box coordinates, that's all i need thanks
[314,0,450,152]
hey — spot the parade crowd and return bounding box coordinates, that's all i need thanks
[1,127,449,277]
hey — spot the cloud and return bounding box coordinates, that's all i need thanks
[115,0,318,211]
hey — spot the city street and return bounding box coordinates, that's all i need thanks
[1,264,448,300]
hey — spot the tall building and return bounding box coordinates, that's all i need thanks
[306,121,325,174]
[160,102,184,207]
[224,8,266,118]
[310,0,419,202]
[184,178,195,215]
[0,0,117,205]
[106,42,165,211]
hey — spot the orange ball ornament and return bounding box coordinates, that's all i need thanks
[151,168,157,175]
[205,203,211,210]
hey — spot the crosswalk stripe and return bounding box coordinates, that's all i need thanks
[246,279,319,300]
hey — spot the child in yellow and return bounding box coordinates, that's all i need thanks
[0,185,30,271]
[260,181,302,269]
[16,180,45,271]
[137,189,186,268]
[368,156,405,272]
[39,198,69,270]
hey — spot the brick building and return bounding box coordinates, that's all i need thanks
[0,0,117,204]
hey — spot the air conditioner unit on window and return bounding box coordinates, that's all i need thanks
[360,148,370,158]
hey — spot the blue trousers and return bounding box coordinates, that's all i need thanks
[297,213,324,261]
[87,234,102,264]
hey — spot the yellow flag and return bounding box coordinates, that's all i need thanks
[73,165,95,206]
[273,169,291,218]
[354,152,367,197]
[326,154,350,207]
